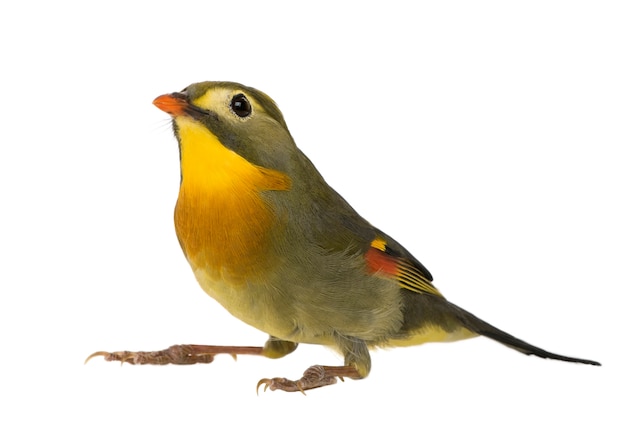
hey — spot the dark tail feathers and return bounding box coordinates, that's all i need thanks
[454,304,601,366]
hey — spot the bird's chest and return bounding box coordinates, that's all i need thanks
[175,186,300,339]
[174,185,275,283]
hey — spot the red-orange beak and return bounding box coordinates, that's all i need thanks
[153,93,188,117]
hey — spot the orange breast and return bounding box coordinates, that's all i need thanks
[175,185,276,282]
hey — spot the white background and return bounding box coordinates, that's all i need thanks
[1,1,624,437]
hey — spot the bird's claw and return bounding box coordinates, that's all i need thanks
[84,350,148,365]
[256,377,308,395]
[256,365,339,394]
[84,351,113,364]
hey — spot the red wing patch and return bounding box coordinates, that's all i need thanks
[365,238,442,297]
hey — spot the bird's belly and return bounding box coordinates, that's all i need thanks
[192,267,307,342]
[191,266,401,347]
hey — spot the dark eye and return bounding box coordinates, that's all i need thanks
[230,93,252,117]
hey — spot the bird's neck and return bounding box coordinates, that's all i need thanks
[173,118,290,282]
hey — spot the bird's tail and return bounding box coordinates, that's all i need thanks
[453,303,601,366]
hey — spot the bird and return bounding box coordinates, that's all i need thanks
[86,81,600,393]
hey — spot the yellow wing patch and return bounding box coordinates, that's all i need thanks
[370,237,387,251]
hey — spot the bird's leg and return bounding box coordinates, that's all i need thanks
[85,337,298,365]
[257,335,371,393]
